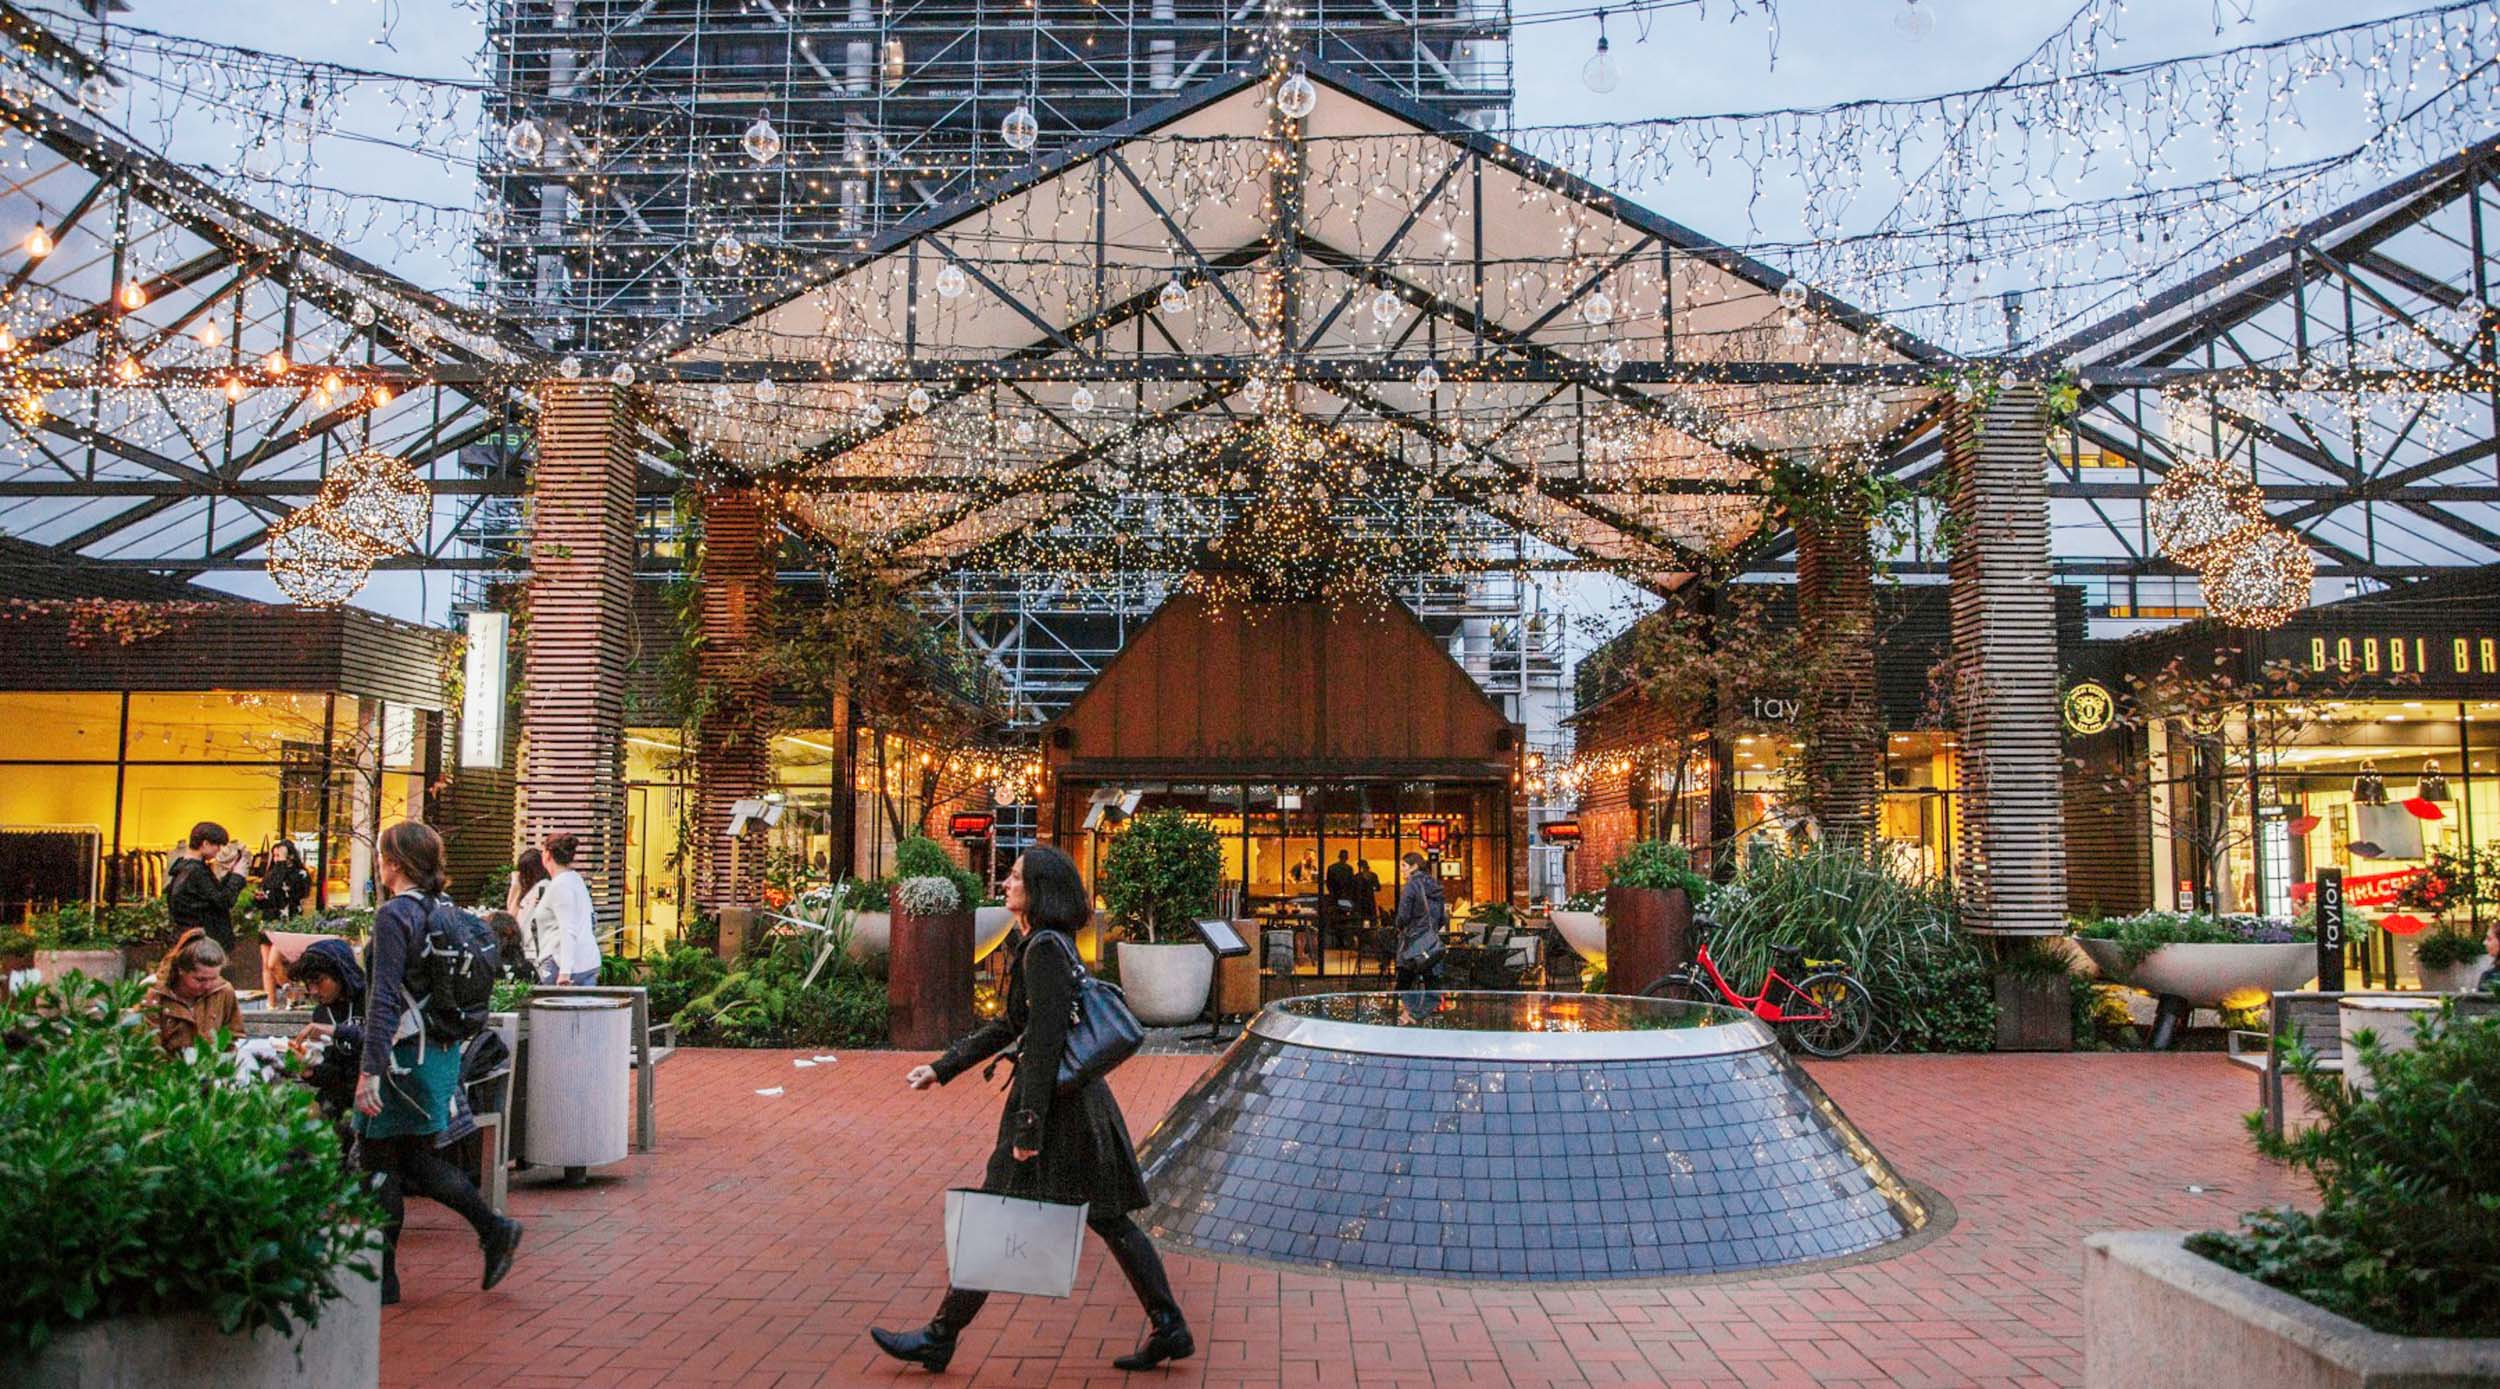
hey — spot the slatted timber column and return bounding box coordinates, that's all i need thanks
[1792,475,1880,846]
[1946,381,2068,935]
[519,381,640,922]
[694,486,777,913]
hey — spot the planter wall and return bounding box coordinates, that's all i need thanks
[21,1256,380,1388]
[888,907,974,1050]
[2085,1230,2500,1389]
[1993,974,2072,1051]
[32,949,123,984]
[1601,886,1690,996]
[1118,941,1213,1026]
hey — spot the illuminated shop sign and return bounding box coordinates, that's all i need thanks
[2060,680,2116,735]
[2303,632,2498,678]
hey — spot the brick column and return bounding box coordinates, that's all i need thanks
[694,486,777,914]
[1793,476,1880,846]
[519,382,639,921]
[1946,381,2068,935]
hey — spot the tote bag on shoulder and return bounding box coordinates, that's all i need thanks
[944,1186,1087,1297]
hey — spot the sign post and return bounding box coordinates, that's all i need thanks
[2314,869,2345,992]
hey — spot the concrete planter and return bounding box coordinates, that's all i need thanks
[32,949,124,984]
[2339,996,2441,1099]
[2418,959,2489,994]
[1117,941,1212,1026]
[972,906,1015,963]
[20,1255,380,1388]
[845,910,892,960]
[2072,938,2317,1007]
[1549,910,1605,968]
[2085,1231,2500,1389]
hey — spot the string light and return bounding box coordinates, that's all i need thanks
[22,226,51,259]
[313,448,430,557]
[2201,521,2315,629]
[265,506,372,606]
[2148,457,2266,566]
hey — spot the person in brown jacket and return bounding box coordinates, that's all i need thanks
[145,929,242,1056]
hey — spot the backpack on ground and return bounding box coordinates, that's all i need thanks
[412,893,500,1043]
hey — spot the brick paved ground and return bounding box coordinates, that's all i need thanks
[382,1049,2301,1388]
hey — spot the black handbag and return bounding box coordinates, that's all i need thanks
[1026,932,1144,1096]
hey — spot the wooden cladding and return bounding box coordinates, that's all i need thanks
[518,383,640,922]
[1947,385,2069,935]
[1794,490,1880,843]
[0,602,455,709]
[1047,592,1519,778]
[693,487,776,913]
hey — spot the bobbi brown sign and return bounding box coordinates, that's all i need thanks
[2286,630,2499,682]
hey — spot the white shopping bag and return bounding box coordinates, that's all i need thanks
[944,1187,1087,1298]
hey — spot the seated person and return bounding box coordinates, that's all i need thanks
[144,929,242,1056]
[287,938,366,1125]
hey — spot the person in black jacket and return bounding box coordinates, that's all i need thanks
[256,840,314,921]
[289,937,367,1140]
[165,821,249,952]
[870,845,1192,1374]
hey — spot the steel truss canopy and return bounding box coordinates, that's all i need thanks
[649,64,1947,588]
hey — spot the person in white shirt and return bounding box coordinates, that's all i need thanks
[504,847,560,984]
[539,833,601,985]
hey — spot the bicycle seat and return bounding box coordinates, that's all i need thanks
[1769,943,1806,968]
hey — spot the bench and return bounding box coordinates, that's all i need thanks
[2229,990,2498,1138]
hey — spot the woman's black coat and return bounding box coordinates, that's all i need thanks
[929,923,1150,1220]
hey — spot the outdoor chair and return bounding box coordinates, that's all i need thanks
[2229,989,2499,1138]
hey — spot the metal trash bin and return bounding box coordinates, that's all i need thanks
[522,994,632,1174]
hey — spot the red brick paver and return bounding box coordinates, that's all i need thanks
[382,1050,2298,1388]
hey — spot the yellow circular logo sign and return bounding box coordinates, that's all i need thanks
[2061,680,2116,736]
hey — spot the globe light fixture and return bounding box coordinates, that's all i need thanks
[1895,0,1936,42]
[1000,103,1039,152]
[1582,13,1620,94]
[742,109,782,165]
[266,506,373,607]
[503,117,547,163]
[2147,457,2266,566]
[1276,69,1319,120]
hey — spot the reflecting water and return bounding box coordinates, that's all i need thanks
[1273,990,1741,1033]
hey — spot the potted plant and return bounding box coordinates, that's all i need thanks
[1099,809,1222,1026]
[29,905,124,985]
[2069,910,2317,1048]
[887,874,974,1049]
[1992,942,2074,1051]
[1548,888,1606,973]
[3,976,382,1387]
[2081,1001,2500,1386]
[1600,841,1708,996]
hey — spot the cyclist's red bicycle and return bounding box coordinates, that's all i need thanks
[1641,916,1873,1058]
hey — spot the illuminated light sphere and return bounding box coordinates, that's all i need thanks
[709,383,733,410]
[1369,289,1400,326]
[1275,69,1319,121]
[2148,457,2266,566]
[1581,289,1614,325]
[861,401,885,427]
[710,232,746,269]
[1598,342,1624,375]
[1778,279,1811,312]
[1414,362,1440,392]
[314,448,431,558]
[1241,377,1268,409]
[478,202,507,238]
[1012,418,1037,446]
[1157,278,1188,314]
[608,361,636,386]
[350,298,377,327]
[1069,384,1096,415]
[906,385,931,414]
[503,117,547,164]
[742,109,782,165]
[1000,103,1039,153]
[23,226,51,258]
[265,506,373,607]
[754,376,780,404]
[76,73,113,113]
[2202,522,2315,630]
[1895,0,1935,41]
[557,354,583,379]
[117,281,146,311]
[932,262,968,299]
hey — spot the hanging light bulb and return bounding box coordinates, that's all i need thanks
[0,326,15,353]
[1275,68,1319,121]
[1012,418,1037,446]
[1598,342,1624,375]
[194,318,221,347]
[1070,384,1096,414]
[709,383,733,410]
[503,117,547,163]
[116,281,147,311]
[1158,277,1188,314]
[264,348,290,376]
[906,385,932,414]
[1895,0,1936,41]
[710,232,745,269]
[1370,288,1400,327]
[754,376,779,404]
[1414,363,1441,392]
[76,73,113,114]
[742,108,782,165]
[369,384,394,406]
[350,299,378,328]
[113,356,141,384]
[1581,289,1614,325]
[284,93,318,145]
[223,376,245,403]
[932,262,968,299]
[861,400,885,427]
[320,370,345,396]
[22,225,51,259]
[557,354,583,380]
[608,361,636,386]
[1778,280,1811,312]
[1581,13,1620,94]
[1000,103,1039,153]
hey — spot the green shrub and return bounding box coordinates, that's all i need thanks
[673,935,888,1048]
[2189,1002,2500,1337]
[2411,927,2487,970]
[27,905,111,951]
[1099,809,1222,943]
[1705,844,1993,1052]
[2071,909,2308,967]
[632,942,730,1025]
[0,976,378,1355]
[1604,840,1711,898]
[895,836,982,916]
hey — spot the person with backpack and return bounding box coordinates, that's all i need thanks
[354,820,522,1305]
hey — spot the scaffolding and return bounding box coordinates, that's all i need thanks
[480,0,1514,347]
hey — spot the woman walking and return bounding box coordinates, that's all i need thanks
[355,820,523,1305]
[870,844,1193,1374]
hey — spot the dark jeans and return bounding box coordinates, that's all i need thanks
[360,1133,499,1292]
[929,1213,1181,1335]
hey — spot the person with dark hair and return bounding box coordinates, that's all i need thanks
[355,820,523,1305]
[871,844,1192,1374]
[504,847,558,983]
[166,820,249,952]
[256,840,313,921]
[144,928,241,1055]
[289,938,368,1140]
[537,833,599,985]
[1392,850,1448,992]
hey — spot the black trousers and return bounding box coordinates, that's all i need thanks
[929,1213,1181,1334]
[360,1133,499,1288]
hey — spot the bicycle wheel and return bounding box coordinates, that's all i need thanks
[1642,969,1718,1007]
[1781,971,1872,1058]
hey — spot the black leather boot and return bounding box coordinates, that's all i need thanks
[1111,1312,1195,1372]
[871,1289,986,1372]
[1097,1217,1194,1371]
[480,1217,524,1291]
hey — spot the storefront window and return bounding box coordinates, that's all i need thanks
[623,728,690,954]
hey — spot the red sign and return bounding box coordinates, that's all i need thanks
[2290,868,2420,910]
[1416,820,1451,851]
[1541,820,1582,844]
[947,812,995,840]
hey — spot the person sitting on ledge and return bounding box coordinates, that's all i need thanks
[144,928,242,1056]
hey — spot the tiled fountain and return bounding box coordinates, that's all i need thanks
[1135,991,1932,1282]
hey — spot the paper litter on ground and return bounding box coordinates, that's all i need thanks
[811,1054,841,1063]
[792,1058,815,1068]
[754,1086,785,1097]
